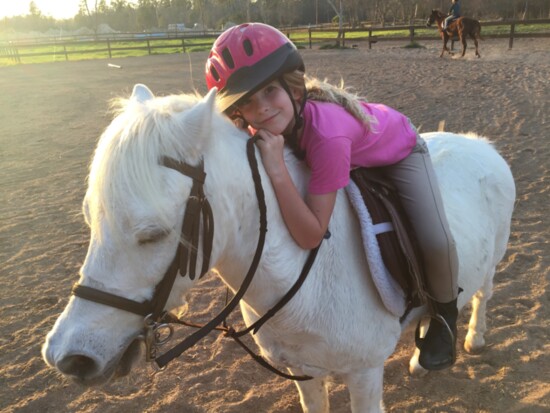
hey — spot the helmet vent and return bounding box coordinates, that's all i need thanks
[243,39,253,56]
[221,48,235,69]
[210,67,220,82]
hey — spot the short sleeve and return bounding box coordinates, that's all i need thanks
[307,136,352,194]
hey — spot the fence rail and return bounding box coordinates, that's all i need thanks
[0,31,221,64]
[298,18,550,49]
[1,19,549,64]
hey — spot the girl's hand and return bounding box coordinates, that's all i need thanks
[254,129,286,179]
[254,129,337,250]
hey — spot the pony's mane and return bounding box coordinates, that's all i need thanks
[85,92,205,239]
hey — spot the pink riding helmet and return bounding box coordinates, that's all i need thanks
[205,23,304,113]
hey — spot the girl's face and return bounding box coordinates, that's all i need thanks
[235,80,300,135]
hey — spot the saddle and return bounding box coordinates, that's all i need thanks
[349,168,429,311]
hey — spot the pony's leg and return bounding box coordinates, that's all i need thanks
[472,35,481,58]
[288,368,329,413]
[464,269,494,353]
[441,37,448,58]
[460,34,467,57]
[408,319,429,377]
[343,367,385,413]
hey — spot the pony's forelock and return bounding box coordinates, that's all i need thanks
[86,92,206,240]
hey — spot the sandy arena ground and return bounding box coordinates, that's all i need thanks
[1,38,549,412]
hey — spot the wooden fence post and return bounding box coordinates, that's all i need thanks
[409,25,415,43]
[4,46,14,63]
[309,28,312,49]
[64,45,68,61]
[509,22,515,49]
[147,39,151,55]
[368,30,373,49]
[4,46,20,63]
[107,39,112,58]
[181,38,186,53]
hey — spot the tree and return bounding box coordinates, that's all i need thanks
[137,0,159,30]
[79,0,100,36]
[29,1,42,17]
[326,0,343,45]
[2,0,550,34]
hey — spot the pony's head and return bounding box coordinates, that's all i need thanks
[86,84,218,242]
[43,85,229,385]
[426,9,444,27]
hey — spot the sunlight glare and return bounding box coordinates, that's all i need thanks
[1,0,81,19]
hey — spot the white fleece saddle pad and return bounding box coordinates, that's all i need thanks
[345,181,407,317]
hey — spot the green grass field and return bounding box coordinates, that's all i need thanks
[0,38,214,66]
[1,23,548,66]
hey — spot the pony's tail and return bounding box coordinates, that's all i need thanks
[476,24,484,41]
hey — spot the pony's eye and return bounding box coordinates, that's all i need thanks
[137,228,170,245]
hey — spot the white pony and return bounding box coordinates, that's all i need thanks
[43,85,515,412]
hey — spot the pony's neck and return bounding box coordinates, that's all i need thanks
[206,131,310,312]
[205,123,268,284]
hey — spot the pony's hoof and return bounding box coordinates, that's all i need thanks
[464,332,485,354]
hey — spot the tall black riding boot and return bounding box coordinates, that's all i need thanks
[417,299,458,371]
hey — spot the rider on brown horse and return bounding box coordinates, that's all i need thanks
[443,0,461,31]
[427,6,482,58]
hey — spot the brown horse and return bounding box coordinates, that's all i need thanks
[427,9,482,58]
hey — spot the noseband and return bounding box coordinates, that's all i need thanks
[71,139,319,380]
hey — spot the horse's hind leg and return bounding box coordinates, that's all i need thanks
[289,368,329,413]
[408,320,429,377]
[460,36,467,57]
[472,35,481,58]
[343,367,385,413]
[464,269,494,353]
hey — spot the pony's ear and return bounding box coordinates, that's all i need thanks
[183,88,217,134]
[203,87,217,111]
[131,84,154,102]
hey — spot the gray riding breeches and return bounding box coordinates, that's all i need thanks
[376,135,459,303]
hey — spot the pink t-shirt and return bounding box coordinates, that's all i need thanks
[300,100,417,194]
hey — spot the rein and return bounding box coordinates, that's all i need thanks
[71,138,318,381]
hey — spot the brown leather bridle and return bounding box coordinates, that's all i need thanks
[71,138,320,380]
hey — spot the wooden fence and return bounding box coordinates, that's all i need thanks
[1,19,549,64]
[299,18,550,50]
[0,32,220,64]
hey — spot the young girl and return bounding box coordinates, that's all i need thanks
[205,22,459,371]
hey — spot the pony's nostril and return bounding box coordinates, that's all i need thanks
[57,354,98,379]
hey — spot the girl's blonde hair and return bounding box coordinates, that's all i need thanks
[282,70,374,128]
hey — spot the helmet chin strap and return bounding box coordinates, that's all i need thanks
[279,77,307,160]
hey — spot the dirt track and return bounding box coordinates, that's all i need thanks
[1,38,549,412]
